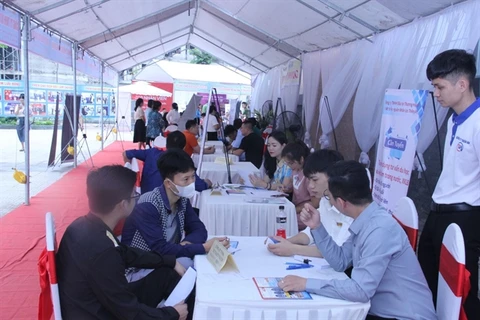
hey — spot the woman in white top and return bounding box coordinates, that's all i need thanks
[206,103,220,141]
[132,98,146,149]
[166,102,180,125]
[14,94,26,151]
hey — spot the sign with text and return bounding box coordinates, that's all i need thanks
[30,23,72,67]
[206,240,239,273]
[373,89,427,214]
[0,8,21,49]
[281,59,301,88]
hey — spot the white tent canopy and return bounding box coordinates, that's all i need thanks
[6,0,465,75]
[136,60,251,84]
[119,81,173,96]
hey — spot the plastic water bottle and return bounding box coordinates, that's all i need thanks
[276,205,287,239]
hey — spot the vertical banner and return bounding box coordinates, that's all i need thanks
[280,59,301,113]
[373,89,427,214]
[0,8,21,49]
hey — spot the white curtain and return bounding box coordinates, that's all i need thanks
[250,73,265,112]
[399,1,480,173]
[353,27,417,167]
[301,51,322,147]
[317,40,370,148]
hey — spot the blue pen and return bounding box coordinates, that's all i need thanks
[285,262,309,266]
[286,264,313,270]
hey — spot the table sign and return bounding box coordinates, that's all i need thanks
[206,240,239,273]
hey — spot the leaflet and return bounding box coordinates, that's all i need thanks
[253,277,312,300]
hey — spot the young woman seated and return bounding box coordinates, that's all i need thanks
[249,131,293,192]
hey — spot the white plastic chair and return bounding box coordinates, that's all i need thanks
[437,223,470,320]
[45,212,63,320]
[125,157,141,194]
[393,196,419,250]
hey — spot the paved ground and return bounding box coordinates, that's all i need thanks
[0,125,129,217]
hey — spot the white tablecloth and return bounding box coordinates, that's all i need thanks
[193,237,370,320]
[197,162,260,185]
[198,189,298,237]
[192,147,239,167]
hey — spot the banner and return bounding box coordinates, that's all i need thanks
[281,59,301,88]
[30,23,72,67]
[76,52,101,79]
[372,89,427,214]
[0,8,21,49]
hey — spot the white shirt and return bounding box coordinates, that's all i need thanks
[206,114,219,132]
[166,109,180,124]
[302,198,353,246]
[432,107,480,206]
[144,108,151,127]
[134,107,144,121]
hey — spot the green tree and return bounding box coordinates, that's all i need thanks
[189,48,216,65]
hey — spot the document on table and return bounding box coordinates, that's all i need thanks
[253,277,312,300]
[164,267,197,307]
[238,170,254,187]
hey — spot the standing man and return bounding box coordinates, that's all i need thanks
[418,49,480,318]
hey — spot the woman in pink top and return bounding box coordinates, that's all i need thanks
[282,141,320,230]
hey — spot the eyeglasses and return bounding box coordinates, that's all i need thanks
[323,189,330,200]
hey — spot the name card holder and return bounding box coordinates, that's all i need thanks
[206,240,239,273]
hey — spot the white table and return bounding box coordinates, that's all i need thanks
[193,237,370,320]
[192,146,239,167]
[197,162,260,185]
[198,189,298,237]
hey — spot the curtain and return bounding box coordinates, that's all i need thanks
[317,40,370,148]
[301,51,322,147]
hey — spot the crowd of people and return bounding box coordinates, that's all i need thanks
[55,49,479,320]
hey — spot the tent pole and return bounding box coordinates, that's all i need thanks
[100,62,104,150]
[73,42,78,167]
[116,73,120,141]
[22,15,31,205]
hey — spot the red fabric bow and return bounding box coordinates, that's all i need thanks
[439,244,471,320]
[38,248,55,320]
[392,215,418,250]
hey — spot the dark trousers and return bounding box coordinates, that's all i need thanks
[366,315,396,320]
[418,208,480,319]
[128,267,195,320]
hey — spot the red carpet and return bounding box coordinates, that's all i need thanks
[0,141,135,319]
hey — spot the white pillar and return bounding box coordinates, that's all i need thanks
[72,43,78,167]
[100,62,104,150]
[21,15,31,205]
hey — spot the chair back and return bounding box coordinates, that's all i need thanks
[437,223,470,320]
[129,158,142,194]
[393,197,419,250]
[38,212,62,320]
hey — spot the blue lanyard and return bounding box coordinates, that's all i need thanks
[450,98,480,145]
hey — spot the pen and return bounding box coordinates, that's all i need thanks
[286,265,314,270]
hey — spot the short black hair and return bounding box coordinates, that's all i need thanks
[185,119,198,130]
[153,100,162,111]
[426,49,476,89]
[327,160,372,206]
[303,149,344,178]
[242,120,254,130]
[233,118,243,130]
[282,140,310,163]
[172,102,178,110]
[157,149,196,181]
[19,93,25,99]
[209,103,217,114]
[247,117,257,126]
[224,124,236,137]
[147,99,154,108]
[166,131,186,149]
[134,98,143,111]
[86,165,136,214]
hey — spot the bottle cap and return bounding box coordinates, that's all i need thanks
[279,205,285,210]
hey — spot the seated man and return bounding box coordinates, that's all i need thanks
[122,149,229,271]
[230,119,264,169]
[56,165,189,320]
[183,119,215,157]
[267,149,351,258]
[280,161,436,320]
[123,131,211,194]
[223,124,237,150]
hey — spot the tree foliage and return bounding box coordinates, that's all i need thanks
[189,48,216,65]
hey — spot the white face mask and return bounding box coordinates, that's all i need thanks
[168,180,196,198]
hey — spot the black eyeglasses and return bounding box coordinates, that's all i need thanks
[323,189,330,200]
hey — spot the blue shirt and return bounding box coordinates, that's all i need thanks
[146,111,164,138]
[125,148,209,194]
[121,185,208,258]
[306,202,436,320]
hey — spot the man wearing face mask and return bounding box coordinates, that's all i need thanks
[122,149,229,278]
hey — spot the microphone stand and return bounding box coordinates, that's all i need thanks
[212,88,232,184]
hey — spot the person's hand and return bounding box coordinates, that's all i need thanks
[267,236,295,256]
[203,237,230,252]
[277,185,286,193]
[300,203,321,230]
[239,177,245,185]
[249,174,266,188]
[278,275,307,292]
[172,301,188,320]
[204,178,213,188]
[179,241,192,246]
[174,261,186,276]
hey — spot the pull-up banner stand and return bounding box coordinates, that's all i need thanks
[372,89,427,214]
[61,95,81,163]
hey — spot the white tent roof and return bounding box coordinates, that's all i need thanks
[9,0,466,74]
[136,60,250,84]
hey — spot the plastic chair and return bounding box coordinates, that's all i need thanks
[437,223,470,320]
[393,197,419,250]
[38,212,62,320]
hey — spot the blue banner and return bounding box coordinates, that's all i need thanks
[29,23,72,67]
[0,8,21,49]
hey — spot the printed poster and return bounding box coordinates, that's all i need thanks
[373,89,427,214]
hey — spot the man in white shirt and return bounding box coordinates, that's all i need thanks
[418,49,480,319]
[267,149,351,257]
